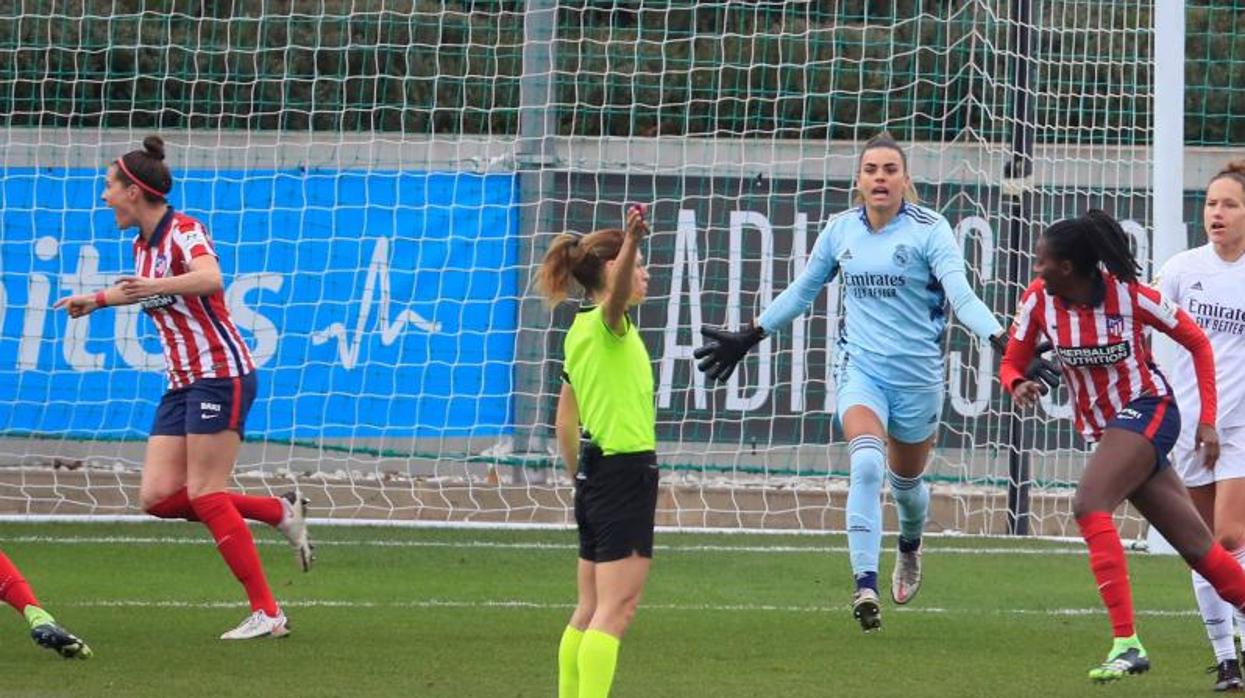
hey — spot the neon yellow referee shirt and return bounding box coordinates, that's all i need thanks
[562,305,656,455]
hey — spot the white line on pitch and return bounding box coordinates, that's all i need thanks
[57,598,1199,618]
[0,534,1088,556]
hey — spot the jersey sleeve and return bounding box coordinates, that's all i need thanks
[1135,283,1217,426]
[999,281,1046,392]
[757,217,840,334]
[923,216,968,283]
[921,216,1003,340]
[171,218,215,262]
[1154,256,1180,302]
[940,270,1004,340]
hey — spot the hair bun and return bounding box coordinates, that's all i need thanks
[142,135,166,161]
[1223,160,1245,177]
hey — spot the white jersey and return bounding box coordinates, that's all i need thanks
[1158,244,1245,431]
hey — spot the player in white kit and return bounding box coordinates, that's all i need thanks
[1159,161,1245,692]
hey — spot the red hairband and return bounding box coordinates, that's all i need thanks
[115,156,167,199]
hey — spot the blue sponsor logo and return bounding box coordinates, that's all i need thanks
[0,168,519,438]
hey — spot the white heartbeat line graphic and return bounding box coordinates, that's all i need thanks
[312,237,442,370]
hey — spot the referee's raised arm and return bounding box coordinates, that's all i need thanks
[601,205,650,335]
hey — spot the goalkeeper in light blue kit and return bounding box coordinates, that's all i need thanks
[695,132,1057,631]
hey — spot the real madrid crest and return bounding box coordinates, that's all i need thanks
[892,244,911,268]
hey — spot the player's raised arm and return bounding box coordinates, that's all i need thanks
[694,216,840,382]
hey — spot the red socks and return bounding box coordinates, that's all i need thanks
[1077,512,1135,637]
[148,488,283,527]
[147,488,196,520]
[1194,543,1245,609]
[190,492,278,616]
[231,493,284,526]
[0,551,39,614]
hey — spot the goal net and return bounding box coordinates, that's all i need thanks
[0,2,1162,537]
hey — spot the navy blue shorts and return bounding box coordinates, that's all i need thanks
[1104,395,1181,471]
[151,373,257,439]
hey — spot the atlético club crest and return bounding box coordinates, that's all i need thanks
[1105,314,1125,338]
[153,253,169,277]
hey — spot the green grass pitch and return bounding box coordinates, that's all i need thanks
[0,522,1226,697]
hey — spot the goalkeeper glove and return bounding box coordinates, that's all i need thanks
[694,324,766,382]
[991,333,1061,395]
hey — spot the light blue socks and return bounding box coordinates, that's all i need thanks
[846,435,886,586]
[888,469,929,543]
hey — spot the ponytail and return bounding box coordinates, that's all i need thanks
[115,134,173,204]
[535,228,625,307]
[1042,209,1140,283]
[1082,209,1140,283]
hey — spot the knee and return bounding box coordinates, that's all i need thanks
[1215,528,1245,553]
[848,436,886,488]
[570,602,595,629]
[887,470,924,498]
[1071,492,1099,522]
[139,488,174,515]
[139,494,163,515]
[1071,500,1090,522]
[595,596,640,633]
[184,483,223,501]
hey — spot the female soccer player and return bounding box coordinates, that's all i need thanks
[539,206,653,698]
[55,136,310,640]
[1002,209,1245,683]
[0,550,90,658]
[694,132,1057,631]
[1158,162,1245,691]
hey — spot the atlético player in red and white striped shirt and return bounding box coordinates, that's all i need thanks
[55,136,312,640]
[130,205,255,388]
[1000,209,1245,684]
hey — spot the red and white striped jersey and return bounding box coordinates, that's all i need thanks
[1000,272,1216,442]
[132,209,255,389]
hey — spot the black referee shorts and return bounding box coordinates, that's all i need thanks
[574,448,659,563]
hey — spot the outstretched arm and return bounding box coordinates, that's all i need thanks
[697,219,839,383]
[941,269,1004,340]
[756,224,839,334]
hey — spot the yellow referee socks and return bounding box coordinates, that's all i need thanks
[577,629,621,698]
[558,625,585,697]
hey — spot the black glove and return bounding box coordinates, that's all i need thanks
[694,324,766,382]
[991,333,1061,395]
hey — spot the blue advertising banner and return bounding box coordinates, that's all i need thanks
[0,168,518,439]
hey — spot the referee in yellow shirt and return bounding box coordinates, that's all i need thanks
[537,205,655,698]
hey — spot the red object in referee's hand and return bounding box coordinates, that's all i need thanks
[628,203,647,219]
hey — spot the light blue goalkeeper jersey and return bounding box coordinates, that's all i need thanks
[757,202,1002,389]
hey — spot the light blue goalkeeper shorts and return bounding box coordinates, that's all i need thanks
[834,353,944,444]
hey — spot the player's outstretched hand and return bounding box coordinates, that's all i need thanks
[990,334,1061,395]
[694,325,766,382]
[1010,380,1045,408]
[53,294,98,319]
[1025,340,1061,394]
